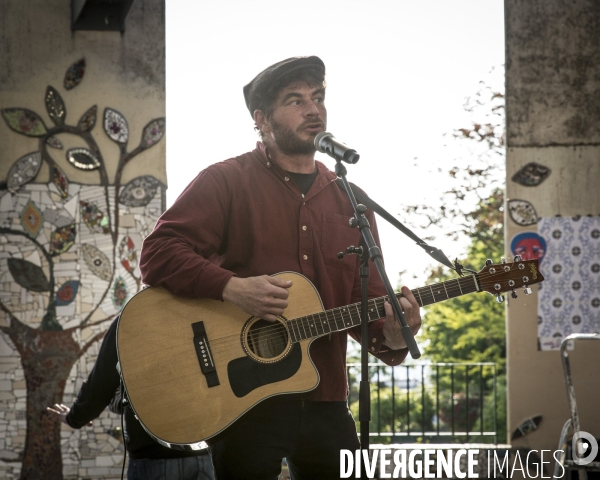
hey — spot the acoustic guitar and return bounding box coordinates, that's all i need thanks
[116,257,543,449]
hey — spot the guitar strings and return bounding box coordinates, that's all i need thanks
[208,273,540,351]
[205,267,542,354]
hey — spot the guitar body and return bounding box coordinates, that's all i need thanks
[116,257,543,448]
[117,272,322,447]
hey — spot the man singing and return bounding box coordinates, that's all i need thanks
[139,55,421,479]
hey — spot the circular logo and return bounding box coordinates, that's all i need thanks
[572,316,582,325]
[592,298,600,308]
[572,246,581,256]
[592,264,600,273]
[553,264,562,274]
[552,230,562,239]
[591,229,600,239]
[572,281,582,290]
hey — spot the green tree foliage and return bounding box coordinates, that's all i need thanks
[404,76,508,443]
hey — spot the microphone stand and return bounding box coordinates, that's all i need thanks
[334,160,421,472]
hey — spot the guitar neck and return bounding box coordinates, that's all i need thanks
[285,274,481,343]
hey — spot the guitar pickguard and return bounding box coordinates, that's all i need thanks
[227,344,302,397]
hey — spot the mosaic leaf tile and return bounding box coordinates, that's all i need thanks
[103,108,128,144]
[77,105,97,132]
[7,258,50,292]
[81,244,112,281]
[6,152,42,193]
[66,148,101,170]
[140,118,165,149]
[56,280,80,306]
[118,236,137,273]
[119,176,160,207]
[511,162,551,186]
[112,277,128,308]
[46,136,63,149]
[50,224,76,256]
[1,108,47,137]
[80,201,110,234]
[51,163,69,199]
[20,200,43,237]
[64,58,86,90]
[507,199,539,226]
[45,86,66,126]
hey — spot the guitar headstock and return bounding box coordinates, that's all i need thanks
[477,256,544,302]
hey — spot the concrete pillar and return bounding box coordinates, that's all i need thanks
[505,0,600,460]
[0,1,165,477]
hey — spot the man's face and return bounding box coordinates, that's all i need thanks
[263,81,327,155]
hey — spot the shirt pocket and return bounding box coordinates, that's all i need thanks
[321,213,361,271]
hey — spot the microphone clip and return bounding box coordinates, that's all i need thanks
[337,245,363,259]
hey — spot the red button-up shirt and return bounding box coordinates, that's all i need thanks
[139,142,408,400]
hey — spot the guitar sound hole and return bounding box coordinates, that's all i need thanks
[246,319,289,360]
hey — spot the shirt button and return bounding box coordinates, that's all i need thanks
[303,255,308,260]
[370,347,375,352]
[284,176,290,181]
[267,161,271,167]
[302,225,307,231]
[372,338,377,343]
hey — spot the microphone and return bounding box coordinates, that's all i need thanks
[314,132,360,164]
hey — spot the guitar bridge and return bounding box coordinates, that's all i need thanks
[192,321,220,388]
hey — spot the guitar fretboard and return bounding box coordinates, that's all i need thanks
[285,274,480,343]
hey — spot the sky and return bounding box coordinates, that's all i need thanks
[165,0,506,287]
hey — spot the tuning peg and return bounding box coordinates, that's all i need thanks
[511,290,518,299]
[496,294,505,303]
[485,259,492,266]
[523,286,533,295]
[514,255,522,262]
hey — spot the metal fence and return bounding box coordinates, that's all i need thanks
[347,362,500,444]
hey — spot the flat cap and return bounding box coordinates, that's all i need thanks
[243,56,325,117]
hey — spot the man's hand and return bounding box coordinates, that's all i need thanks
[46,404,93,427]
[222,275,292,322]
[382,286,422,350]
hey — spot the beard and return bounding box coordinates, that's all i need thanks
[269,118,323,155]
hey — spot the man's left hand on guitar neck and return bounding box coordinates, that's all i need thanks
[382,286,422,350]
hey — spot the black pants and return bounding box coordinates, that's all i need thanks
[208,397,360,480]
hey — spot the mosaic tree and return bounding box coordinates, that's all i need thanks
[0,59,165,479]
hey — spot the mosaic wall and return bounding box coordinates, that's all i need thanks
[0,58,165,478]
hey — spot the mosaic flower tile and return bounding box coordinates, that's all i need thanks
[45,136,63,149]
[119,176,160,207]
[1,108,47,137]
[20,200,43,237]
[6,152,42,193]
[111,277,128,308]
[55,281,80,306]
[81,243,112,282]
[77,105,97,132]
[45,86,66,126]
[66,148,101,171]
[51,162,69,199]
[140,118,165,149]
[64,58,86,90]
[49,224,76,256]
[118,236,137,273]
[103,108,128,144]
[80,201,109,234]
